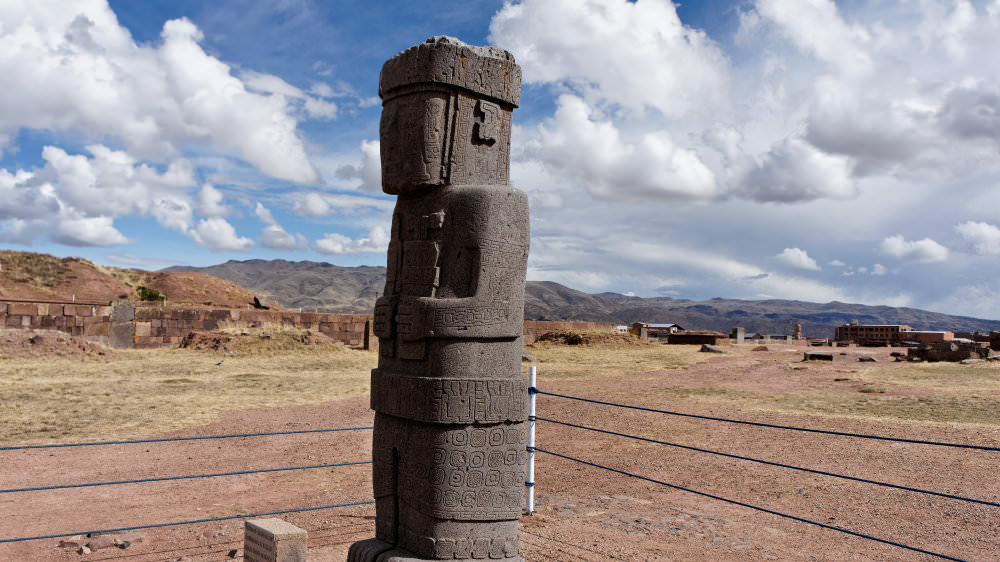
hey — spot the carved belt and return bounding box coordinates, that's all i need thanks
[371,370,528,424]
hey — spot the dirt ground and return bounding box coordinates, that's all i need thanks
[2,342,999,561]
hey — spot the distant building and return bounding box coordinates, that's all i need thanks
[667,331,728,346]
[614,325,630,334]
[834,323,953,346]
[632,322,683,339]
[749,333,793,343]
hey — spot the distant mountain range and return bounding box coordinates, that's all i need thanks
[166,259,1000,337]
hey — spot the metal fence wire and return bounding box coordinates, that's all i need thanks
[527,383,997,562]
[4,377,996,561]
[1,425,375,544]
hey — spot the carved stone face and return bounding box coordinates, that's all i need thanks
[380,91,450,195]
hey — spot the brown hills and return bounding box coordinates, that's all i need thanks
[168,259,1000,338]
[0,250,269,309]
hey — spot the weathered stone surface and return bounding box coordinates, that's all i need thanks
[858,356,878,362]
[804,351,834,361]
[731,327,745,344]
[700,344,726,353]
[116,532,145,546]
[350,36,527,562]
[87,535,116,551]
[57,537,85,549]
[8,303,36,315]
[109,300,135,349]
[244,518,306,562]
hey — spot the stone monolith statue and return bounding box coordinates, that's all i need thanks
[347,37,529,562]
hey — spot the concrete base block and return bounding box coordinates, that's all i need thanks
[244,518,307,562]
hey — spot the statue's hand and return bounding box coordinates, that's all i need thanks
[373,296,395,339]
[396,299,425,341]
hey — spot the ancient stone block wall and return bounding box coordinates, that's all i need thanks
[0,299,373,349]
[132,308,373,349]
[0,299,112,344]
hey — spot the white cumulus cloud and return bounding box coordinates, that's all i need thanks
[196,184,229,217]
[0,1,321,184]
[879,234,949,263]
[955,221,1000,255]
[523,96,719,202]
[774,247,821,271]
[489,0,729,118]
[255,202,307,251]
[189,217,253,252]
[314,226,389,255]
[290,192,393,217]
[0,144,195,247]
[333,140,382,192]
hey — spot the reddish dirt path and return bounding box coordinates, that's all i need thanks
[3,345,999,561]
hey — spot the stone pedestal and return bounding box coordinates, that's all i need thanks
[348,36,528,562]
[244,518,307,562]
[731,327,744,344]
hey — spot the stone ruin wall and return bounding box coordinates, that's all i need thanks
[0,300,112,342]
[0,299,609,348]
[0,299,370,348]
[131,308,372,349]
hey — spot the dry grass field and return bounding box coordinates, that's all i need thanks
[1,330,378,446]
[3,336,999,446]
[0,335,711,447]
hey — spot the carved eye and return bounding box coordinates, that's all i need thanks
[473,100,500,145]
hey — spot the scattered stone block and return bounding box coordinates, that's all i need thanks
[521,349,536,362]
[961,358,984,364]
[87,535,116,550]
[700,344,726,353]
[57,537,85,549]
[116,532,145,546]
[752,345,768,351]
[804,351,834,361]
[858,356,878,362]
[244,518,307,562]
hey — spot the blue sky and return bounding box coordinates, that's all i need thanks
[3,0,1000,319]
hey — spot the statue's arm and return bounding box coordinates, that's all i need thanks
[401,189,529,340]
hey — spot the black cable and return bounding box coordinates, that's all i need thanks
[0,460,371,494]
[533,389,1000,452]
[0,500,376,543]
[534,447,965,562]
[536,417,999,508]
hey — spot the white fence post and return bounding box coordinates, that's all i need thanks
[526,365,537,515]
